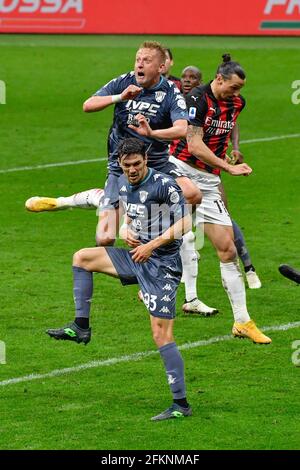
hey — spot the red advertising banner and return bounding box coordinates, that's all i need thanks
[0,0,300,35]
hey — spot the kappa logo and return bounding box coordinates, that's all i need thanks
[167,374,176,385]
[139,191,148,203]
[161,177,170,185]
[168,186,176,194]
[155,91,166,103]
[161,295,171,302]
[160,306,171,314]
[162,284,172,291]
[120,185,127,192]
[164,273,173,279]
[153,173,162,181]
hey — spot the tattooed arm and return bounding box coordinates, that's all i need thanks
[187,125,252,176]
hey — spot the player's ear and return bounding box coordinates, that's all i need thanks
[159,63,165,74]
[216,73,223,84]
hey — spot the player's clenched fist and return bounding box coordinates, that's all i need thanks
[121,85,143,101]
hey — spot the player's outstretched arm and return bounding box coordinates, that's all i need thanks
[131,214,192,263]
[187,125,252,176]
[83,85,142,113]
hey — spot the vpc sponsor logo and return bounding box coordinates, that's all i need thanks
[261,0,300,31]
[0,1,85,31]
[0,80,6,104]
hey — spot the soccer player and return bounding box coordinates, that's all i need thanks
[169,54,271,344]
[26,41,200,235]
[46,138,192,421]
[162,48,182,91]
[83,40,201,247]
[279,264,300,284]
[170,64,261,315]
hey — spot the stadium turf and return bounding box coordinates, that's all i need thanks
[0,34,300,450]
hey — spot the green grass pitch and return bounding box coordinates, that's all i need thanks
[0,34,300,450]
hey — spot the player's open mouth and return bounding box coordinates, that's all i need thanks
[137,72,145,77]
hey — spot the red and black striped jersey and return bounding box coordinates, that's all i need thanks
[170,83,245,175]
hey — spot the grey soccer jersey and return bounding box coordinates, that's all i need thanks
[94,72,188,175]
[118,168,187,256]
[105,168,187,319]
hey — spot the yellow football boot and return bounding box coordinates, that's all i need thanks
[232,320,272,344]
[25,197,58,212]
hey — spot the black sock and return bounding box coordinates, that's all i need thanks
[75,317,89,329]
[244,264,255,273]
[174,398,189,408]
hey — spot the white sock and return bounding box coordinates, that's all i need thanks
[220,260,250,324]
[180,231,199,302]
[57,189,103,209]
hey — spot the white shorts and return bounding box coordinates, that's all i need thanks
[169,156,232,226]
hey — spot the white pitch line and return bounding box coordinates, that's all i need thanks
[1,321,299,388]
[0,157,106,174]
[240,133,300,144]
[1,133,300,175]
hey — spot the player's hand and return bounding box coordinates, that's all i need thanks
[121,85,142,101]
[227,162,252,176]
[230,150,244,164]
[119,226,140,248]
[128,113,152,137]
[130,243,153,263]
[225,150,244,165]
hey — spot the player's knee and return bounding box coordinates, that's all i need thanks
[95,234,115,247]
[188,187,202,205]
[73,249,86,267]
[183,186,202,206]
[151,322,172,347]
[152,323,164,346]
[217,242,237,262]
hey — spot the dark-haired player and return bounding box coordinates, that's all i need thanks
[46,138,192,421]
[169,54,271,344]
[162,48,182,91]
